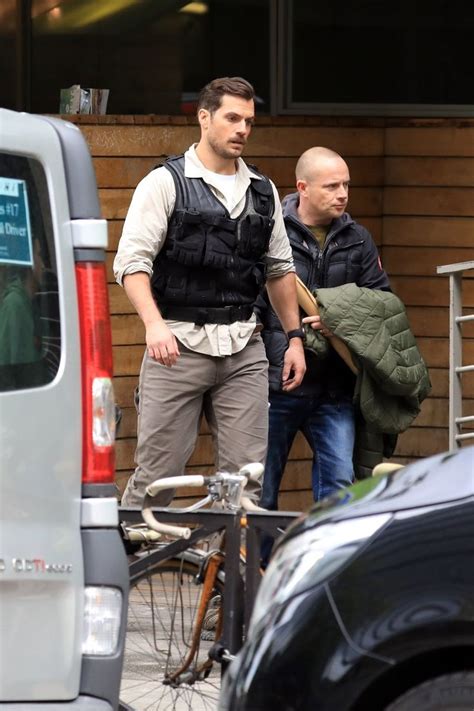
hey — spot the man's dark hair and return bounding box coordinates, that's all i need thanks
[197,77,255,115]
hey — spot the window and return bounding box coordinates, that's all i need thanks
[278,0,474,116]
[5,0,472,116]
[0,154,61,391]
[27,0,271,115]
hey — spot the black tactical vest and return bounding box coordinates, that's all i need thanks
[151,155,275,325]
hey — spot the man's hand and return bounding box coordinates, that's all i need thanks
[122,273,181,367]
[281,339,306,391]
[302,314,333,339]
[146,321,180,367]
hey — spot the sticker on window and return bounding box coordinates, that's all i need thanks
[0,177,33,266]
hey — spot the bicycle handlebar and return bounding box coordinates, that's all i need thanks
[142,463,265,539]
[146,475,205,498]
[237,462,265,481]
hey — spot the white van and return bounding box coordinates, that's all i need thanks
[0,109,128,710]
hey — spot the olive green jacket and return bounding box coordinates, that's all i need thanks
[305,284,431,478]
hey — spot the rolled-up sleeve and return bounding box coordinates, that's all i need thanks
[113,167,176,286]
[265,182,295,279]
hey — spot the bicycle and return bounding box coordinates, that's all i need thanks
[118,462,269,711]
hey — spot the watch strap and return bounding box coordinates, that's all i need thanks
[287,327,305,341]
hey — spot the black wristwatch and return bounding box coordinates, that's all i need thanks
[286,327,306,342]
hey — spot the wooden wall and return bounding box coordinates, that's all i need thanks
[70,115,474,510]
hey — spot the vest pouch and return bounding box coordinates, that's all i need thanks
[237,213,274,259]
[250,177,274,217]
[202,224,236,269]
[166,209,206,267]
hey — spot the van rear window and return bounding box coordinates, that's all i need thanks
[0,153,60,391]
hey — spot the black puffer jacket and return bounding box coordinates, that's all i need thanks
[256,192,391,398]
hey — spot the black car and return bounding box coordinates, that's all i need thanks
[219,446,474,711]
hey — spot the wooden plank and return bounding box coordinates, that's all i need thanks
[385,128,474,157]
[114,378,138,407]
[383,246,474,277]
[115,439,136,471]
[94,155,384,189]
[115,407,137,440]
[288,432,313,460]
[98,189,134,220]
[94,157,161,188]
[395,427,449,457]
[382,216,474,248]
[405,307,449,338]
[383,187,474,217]
[406,306,474,340]
[81,125,200,157]
[389,276,474,308]
[249,126,384,157]
[415,397,449,428]
[277,490,312,512]
[275,460,313,493]
[428,368,474,400]
[357,217,382,245]
[107,220,124,252]
[113,345,144,376]
[82,125,384,158]
[111,314,144,346]
[384,157,474,187]
[107,252,117,283]
[109,284,135,314]
[115,470,130,498]
[417,337,474,370]
[249,155,384,187]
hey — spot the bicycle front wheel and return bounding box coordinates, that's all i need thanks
[120,551,224,711]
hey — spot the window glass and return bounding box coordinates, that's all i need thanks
[0,154,61,391]
[30,0,270,115]
[287,0,474,109]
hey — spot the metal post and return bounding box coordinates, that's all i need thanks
[437,260,474,451]
[449,272,463,450]
[222,512,245,656]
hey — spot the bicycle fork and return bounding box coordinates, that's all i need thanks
[165,550,224,685]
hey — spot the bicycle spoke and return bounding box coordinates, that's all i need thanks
[120,557,222,710]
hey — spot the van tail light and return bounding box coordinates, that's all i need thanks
[76,261,116,484]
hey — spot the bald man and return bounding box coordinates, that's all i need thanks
[257,147,390,534]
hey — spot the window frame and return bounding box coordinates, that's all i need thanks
[275,0,474,118]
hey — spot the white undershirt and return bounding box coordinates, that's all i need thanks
[207,171,237,209]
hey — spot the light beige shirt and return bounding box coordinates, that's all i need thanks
[113,144,294,356]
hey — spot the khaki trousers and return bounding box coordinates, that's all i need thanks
[121,335,269,507]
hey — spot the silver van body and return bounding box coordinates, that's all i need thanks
[0,109,128,710]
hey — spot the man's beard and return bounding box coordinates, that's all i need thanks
[208,134,245,159]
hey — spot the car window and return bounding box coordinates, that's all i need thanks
[0,152,60,391]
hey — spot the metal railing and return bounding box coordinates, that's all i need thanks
[437,260,474,450]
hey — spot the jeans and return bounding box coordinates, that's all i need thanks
[260,391,355,511]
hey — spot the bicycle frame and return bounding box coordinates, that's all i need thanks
[120,505,299,658]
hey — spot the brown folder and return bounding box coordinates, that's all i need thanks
[296,276,358,375]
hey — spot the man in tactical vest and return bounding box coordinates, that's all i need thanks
[114,76,306,507]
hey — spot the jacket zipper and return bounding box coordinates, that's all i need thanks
[319,239,364,286]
